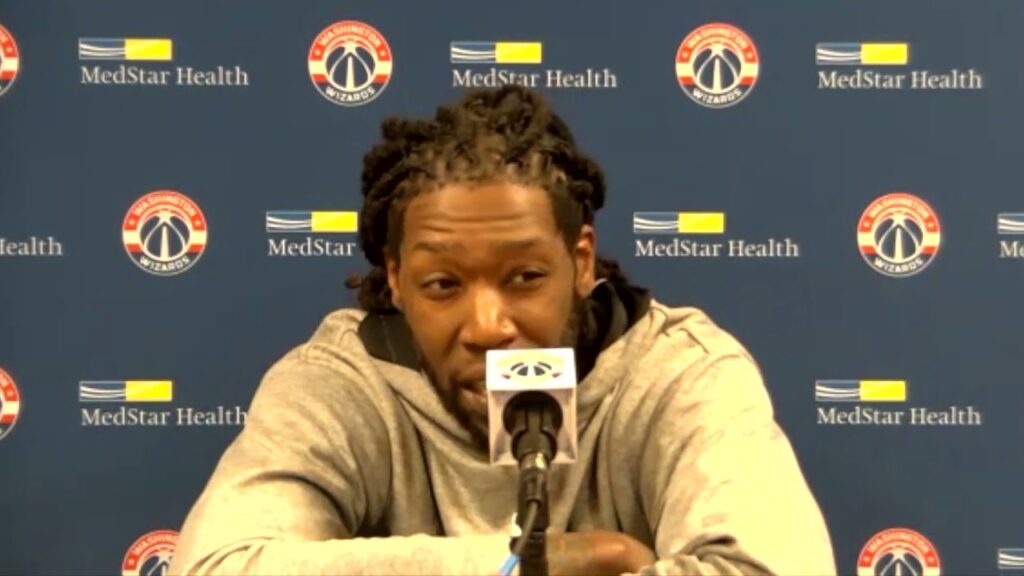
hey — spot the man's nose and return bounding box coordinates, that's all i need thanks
[460,286,517,351]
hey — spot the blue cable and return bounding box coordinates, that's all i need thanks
[498,553,520,576]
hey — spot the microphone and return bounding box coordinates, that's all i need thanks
[486,348,578,576]
[485,347,578,466]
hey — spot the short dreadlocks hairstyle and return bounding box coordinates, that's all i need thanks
[345,85,630,312]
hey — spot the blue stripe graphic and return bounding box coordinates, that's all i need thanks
[450,42,497,63]
[633,212,677,234]
[998,213,1024,234]
[79,381,127,402]
[266,211,313,233]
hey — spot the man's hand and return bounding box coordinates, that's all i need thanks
[547,531,656,576]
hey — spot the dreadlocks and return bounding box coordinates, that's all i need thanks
[345,85,630,311]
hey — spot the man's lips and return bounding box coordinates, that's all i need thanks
[457,386,488,419]
[452,372,488,415]
[453,369,486,391]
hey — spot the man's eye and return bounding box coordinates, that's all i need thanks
[510,270,546,286]
[422,278,460,294]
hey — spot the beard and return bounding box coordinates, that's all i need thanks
[420,293,590,450]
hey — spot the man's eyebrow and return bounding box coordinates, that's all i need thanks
[494,238,543,251]
[409,237,545,254]
[410,240,458,254]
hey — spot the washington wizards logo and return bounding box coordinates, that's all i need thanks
[858,528,941,576]
[122,191,208,276]
[676,23,759,108]
[308,21,393,106]
[0,24,20,97]
[499,353,565,386]
[0,367,21,441]
[858,192,941,277]
[122,530,178,576]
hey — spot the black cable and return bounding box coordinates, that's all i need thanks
[511,500,541,558]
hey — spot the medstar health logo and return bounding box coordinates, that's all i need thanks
[122,530,178,576]
[858,528,941,576]
[0,367,21,441]
[122,190,208,276]
[308,21,392,106]
[999,548,1024,572]
[998,213,1024,259]
[858,192,941,277]
[675,23,759,108]
[0,24,20,97]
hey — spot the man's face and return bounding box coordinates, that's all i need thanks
[386,181,596,446]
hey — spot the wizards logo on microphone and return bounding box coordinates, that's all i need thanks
[497,352,566,386]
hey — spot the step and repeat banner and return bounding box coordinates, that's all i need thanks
[1,1,1022,575]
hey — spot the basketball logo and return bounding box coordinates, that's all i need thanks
[122,191,208,276]
[498,353,565,386]
[122,530,178,576]
[0,367,21,441]
[857,528,941,576]
[308,21,393,106]
[858,193,941,277]
[676,23,759,108]
[0,24,20,97]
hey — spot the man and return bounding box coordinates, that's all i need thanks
[169,86,835,575]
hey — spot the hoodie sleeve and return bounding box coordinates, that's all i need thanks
[629,350,836,576]
[167,355,510,576]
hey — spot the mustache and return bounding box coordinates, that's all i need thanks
[437,296,590,381]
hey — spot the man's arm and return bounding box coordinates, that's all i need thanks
[168,355,510,576]
[632,352,836,576]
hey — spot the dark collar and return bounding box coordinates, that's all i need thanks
[357,281,651,377]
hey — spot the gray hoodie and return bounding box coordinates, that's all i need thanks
[168,293,835,575]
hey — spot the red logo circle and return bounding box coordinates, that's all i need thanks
[308,21,393,106]
[675,23,759,108]
[857,192,941,277]
[0,367,21,441]
[857,528,941,576]
[122,530,179,576]
[122,191,208,276]
[0,23,21,97]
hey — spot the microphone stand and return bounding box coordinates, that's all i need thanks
[505,392,562,576]
[516,452,550,576]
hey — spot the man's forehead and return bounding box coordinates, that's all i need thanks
[400,182,563,247]
[404,181,555,221]
[409,236,551,255]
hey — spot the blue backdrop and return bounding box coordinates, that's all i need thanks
[1,1,1022,574]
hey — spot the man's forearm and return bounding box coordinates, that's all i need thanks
[172,534,511,576]
[632,542,773,576]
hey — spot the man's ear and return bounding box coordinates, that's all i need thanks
[385,254,403,311]
[574,225,597,298]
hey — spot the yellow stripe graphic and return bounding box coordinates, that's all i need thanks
[125,380,174,402]
[860,380,906,402]
[124,39,173,61]
[495,42,543,64]
[310,211,358,233]
[678,212,726,234]
[861,43,908,65]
